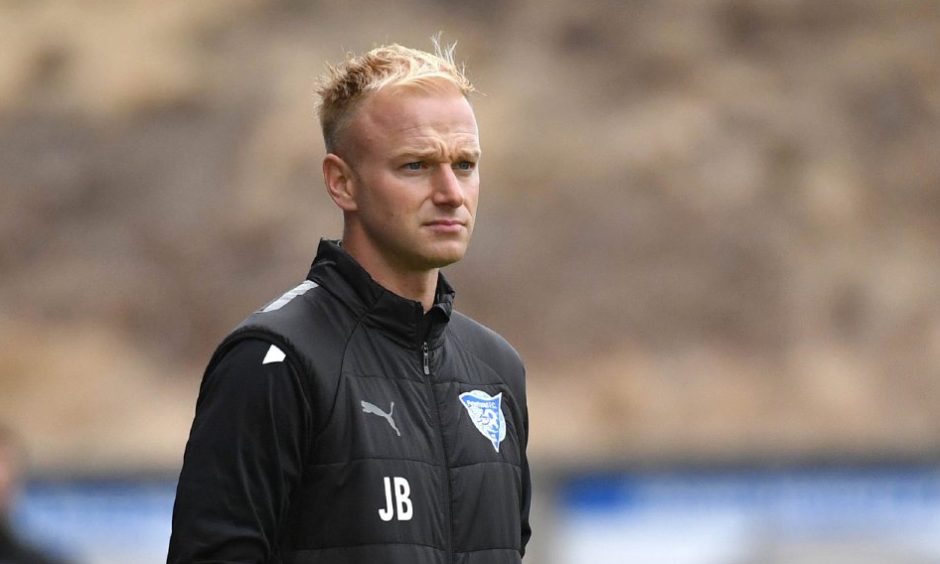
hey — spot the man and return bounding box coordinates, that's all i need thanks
[168,41,531,564]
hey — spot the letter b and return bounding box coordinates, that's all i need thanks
[378,476,413,521]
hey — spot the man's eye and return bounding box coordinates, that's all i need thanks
[455,161,475,171]
[404,162,424,171]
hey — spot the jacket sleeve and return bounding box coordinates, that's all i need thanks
[167,338,312,564]
[519,396,532,557]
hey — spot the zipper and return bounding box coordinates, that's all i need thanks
[422,341,430,375]
[422,340,453,561]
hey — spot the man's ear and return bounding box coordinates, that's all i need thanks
[323,153,358,212]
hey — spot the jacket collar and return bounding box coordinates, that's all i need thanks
[306,239,454,349]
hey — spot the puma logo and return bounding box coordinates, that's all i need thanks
[361,400,401,437]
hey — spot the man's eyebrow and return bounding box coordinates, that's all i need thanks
[455,147,482,160]
[395,147,481,161]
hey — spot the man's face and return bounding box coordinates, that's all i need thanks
[340,85,481,273]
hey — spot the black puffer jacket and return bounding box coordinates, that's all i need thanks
[169,240,531,564]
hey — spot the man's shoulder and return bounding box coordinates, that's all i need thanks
[234,279,346,340]
[252,279,327,321]
[448,310,524,375]
[211,278,352,375]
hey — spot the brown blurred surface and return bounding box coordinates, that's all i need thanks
[1,0,939,472]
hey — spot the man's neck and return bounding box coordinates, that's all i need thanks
[340,239,439,312]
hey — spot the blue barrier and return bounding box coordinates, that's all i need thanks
[557,465,940,563]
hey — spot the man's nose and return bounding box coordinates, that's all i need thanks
[431,165,465,207]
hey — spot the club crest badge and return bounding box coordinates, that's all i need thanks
[458,390,507,452]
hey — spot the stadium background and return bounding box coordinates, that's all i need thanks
[1,1,939,562]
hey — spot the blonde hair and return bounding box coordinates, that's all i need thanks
[316,39,475,153]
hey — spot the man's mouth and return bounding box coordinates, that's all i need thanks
[423,219,466,232]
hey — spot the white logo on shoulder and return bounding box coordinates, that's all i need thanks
[261,344,285,365]
[459,390,507,452]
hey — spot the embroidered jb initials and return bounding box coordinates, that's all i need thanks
[378,476,413,521]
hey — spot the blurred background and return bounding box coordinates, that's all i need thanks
[2,0,940,562]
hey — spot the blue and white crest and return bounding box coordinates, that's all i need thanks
[458,390,507,452]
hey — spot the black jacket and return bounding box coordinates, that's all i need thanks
[168,240,531,563]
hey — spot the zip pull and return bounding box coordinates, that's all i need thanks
[422,342,430,375]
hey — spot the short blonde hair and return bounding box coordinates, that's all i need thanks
[316,39,475,153]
